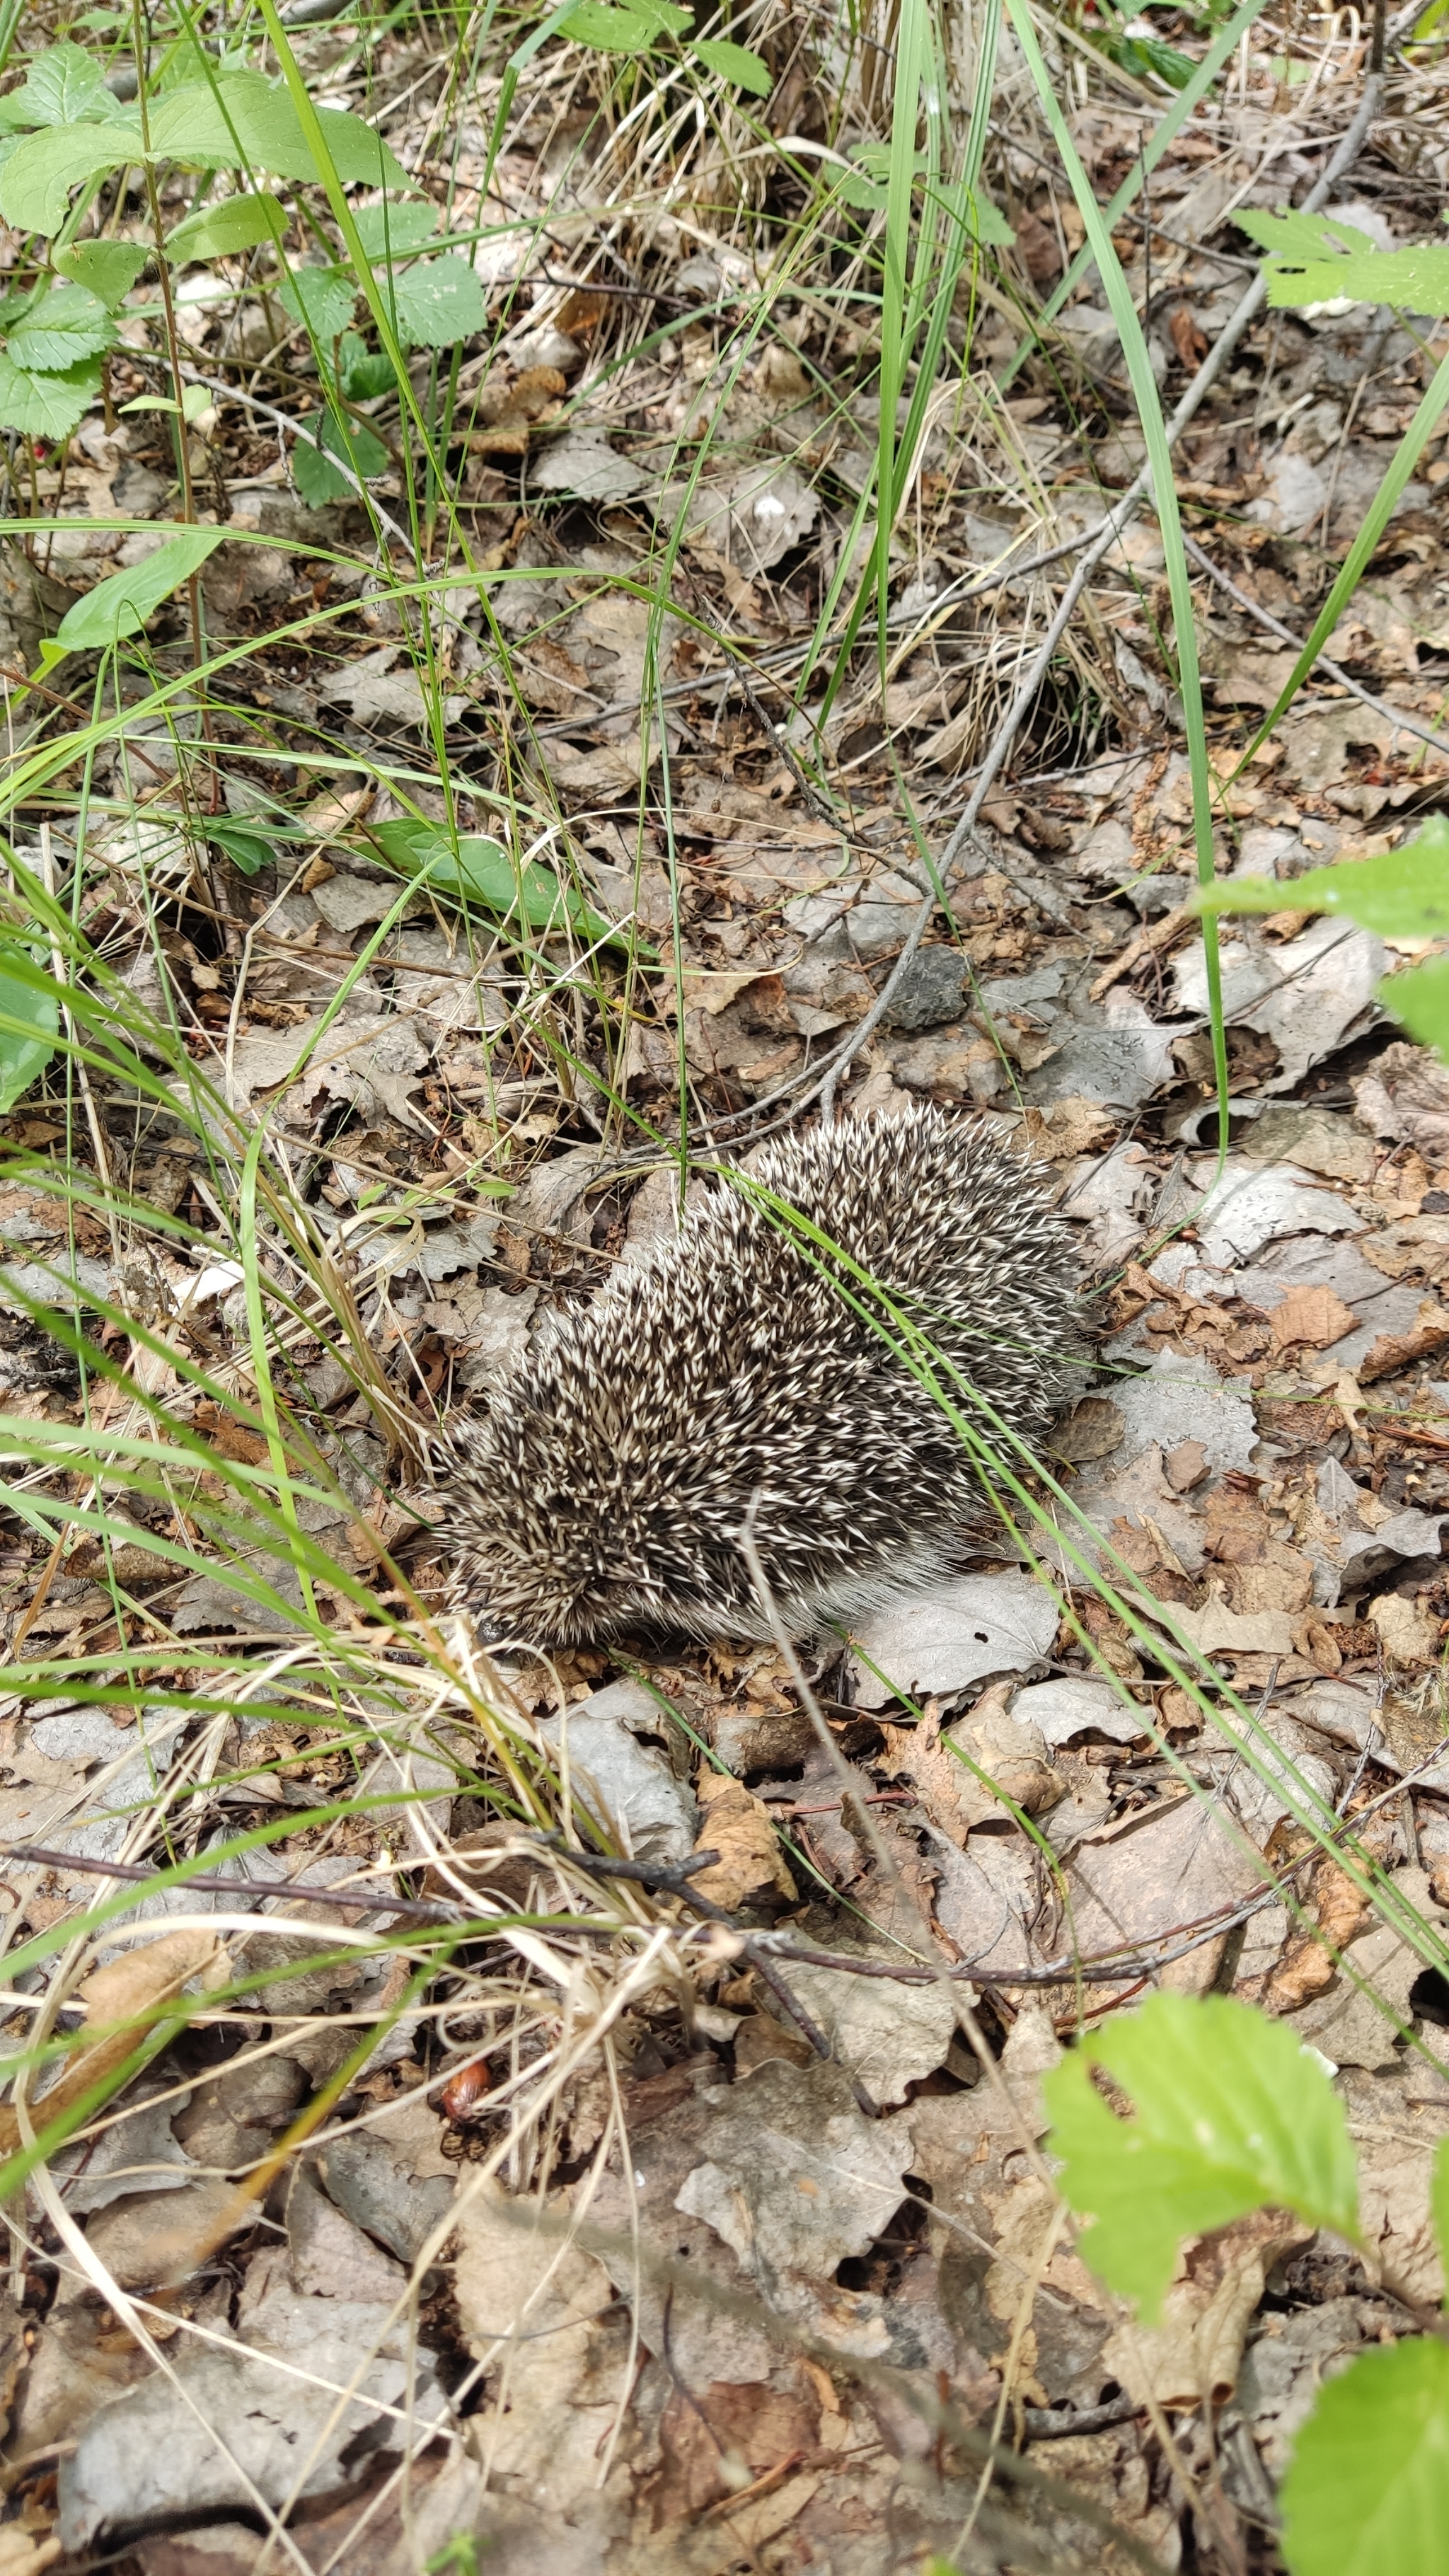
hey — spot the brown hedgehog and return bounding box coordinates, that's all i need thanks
[441,1104,1083,1646]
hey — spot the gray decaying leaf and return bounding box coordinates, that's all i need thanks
[538,1677,698,1863]
[849,1573,1059,1711]
[675,463,820,572]
[529,424,652,502]
[58,2246,446,2550]
[781,1956,960,2106]
[673,2057,917,2340]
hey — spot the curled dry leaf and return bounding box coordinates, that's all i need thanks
[688,1771,796,1910]
[882,1690,1061,1842]
[1102,2209,1314,2410]
[1262,1861,1374,2013]
[1269,1283,1361,1351]
[0,1928,223,2156]
[1369,1591,1441,1668]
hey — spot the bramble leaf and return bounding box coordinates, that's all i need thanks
[279,265,357,342]
[1191,819,1449,940]
[1281,2338,1449,2576]
[0,351,101,439]
[292,407,388,502]
[17,40,132,127]
[1380,956,1449,1061]
[392,253,487,349]
[1044,1992,1359,2322]
[6,282,115,369]
[1236,207,1449,314]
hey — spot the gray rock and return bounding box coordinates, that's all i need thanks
[880,945,970,1032]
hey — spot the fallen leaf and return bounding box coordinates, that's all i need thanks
[1102,2210,1312,2409]
[0,1929,223,2156]
[1357,1298,1449,1382]
[1269,1283,1361,1351]
[688,1772,795,1909]
[1369,1591,1441,1667]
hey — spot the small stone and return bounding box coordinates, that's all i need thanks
[880,945,970,1032]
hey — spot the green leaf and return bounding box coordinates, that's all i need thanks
[278,265,356,342]
[928,175,1015,245]
[144,73,411,189]
[392,253,486,350]
[690,36,772,89]
[206,820,274,874]
[1280,2338,1449,2576]
[56,238,148,305]
[1381,955,1449,1061]
[0,123,139,237]
[292,406,388,502]
[0,351,100,439]
[558,1,661,47]
[164,191,286,262]
[5,282,115,369]
[45,526,225,659]
[1043,1992,1359,2323]
[1194,822,1449,939]
[351,200,440,262]
[1235,205,1449,314]
[17,40,132,127]
[371,818,620,943]
[0,941,59,1114]
[338,332,398,400]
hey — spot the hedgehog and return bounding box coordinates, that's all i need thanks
[441,1103,1084,1647]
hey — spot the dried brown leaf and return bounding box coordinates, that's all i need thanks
[689,1772,795,1908]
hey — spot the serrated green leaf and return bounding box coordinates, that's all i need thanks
[558,1,660,47]
[1235,207,1379,260]
[164,191,286,263]
[0,350,100,438]
[338,332,398,400]
[5,282,115,369]
[17,40,132,127]
[1281,2338,1449,2576]
[1234,206,1449,314]
[392,253,486,350]
[1194,821,1449,938]
[56,238,148,305]
[0,122,139,236]
[292,405,388,502]
[691,36,772,89]
[278,265,356,342]
[371,818,621,944]
[0,941,59,1114]
[1044,1992,1359,2322]
[1268,243,1449,316]
[1381,955,1449,1061]
[351,200,440,262]
[46,527,225,658]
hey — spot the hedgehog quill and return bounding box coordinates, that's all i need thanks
[442,1104,1084,1646]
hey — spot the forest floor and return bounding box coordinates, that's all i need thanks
[3,0,1449,2568]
